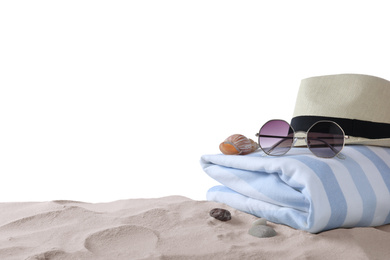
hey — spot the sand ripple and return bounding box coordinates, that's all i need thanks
[84,225,158,258]
[0,206,96,232]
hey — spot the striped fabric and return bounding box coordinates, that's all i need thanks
[200,145,390,233]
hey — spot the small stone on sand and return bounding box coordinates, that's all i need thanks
[248,225,277,238]
[209,208,231,221]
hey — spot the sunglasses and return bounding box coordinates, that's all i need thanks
[255,119,348,158]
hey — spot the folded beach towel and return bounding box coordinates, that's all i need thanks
[200,145,390,233]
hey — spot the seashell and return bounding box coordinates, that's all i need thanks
[209,208,231,221]
[219,134,259,155]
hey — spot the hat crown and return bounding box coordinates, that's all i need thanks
[293,74,390,124]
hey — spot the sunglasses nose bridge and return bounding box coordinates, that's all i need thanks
[291,132,307,147]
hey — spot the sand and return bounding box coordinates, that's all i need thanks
[0,196,389,260]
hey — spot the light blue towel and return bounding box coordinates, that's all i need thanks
[200,145,390,233]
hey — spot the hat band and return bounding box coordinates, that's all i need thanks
[291,116,390,139]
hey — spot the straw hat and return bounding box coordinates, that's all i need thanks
[291,74,390,147]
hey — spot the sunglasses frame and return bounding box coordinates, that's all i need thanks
[255,119,348,158]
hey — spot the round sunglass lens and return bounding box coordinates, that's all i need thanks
[307,121,345,158]
[258,120,294,156]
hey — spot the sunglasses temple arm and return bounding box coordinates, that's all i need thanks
[309,138,343,155]
[256,134,293,154]
[267,139,288,154]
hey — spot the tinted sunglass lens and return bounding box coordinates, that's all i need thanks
[307,121,345,158]
[258,120,294,156]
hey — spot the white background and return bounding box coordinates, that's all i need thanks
[1,1,389,202]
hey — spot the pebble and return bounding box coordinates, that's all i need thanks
[248,225,277,238]
[209,208,231,221]
[248,218,276,238]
